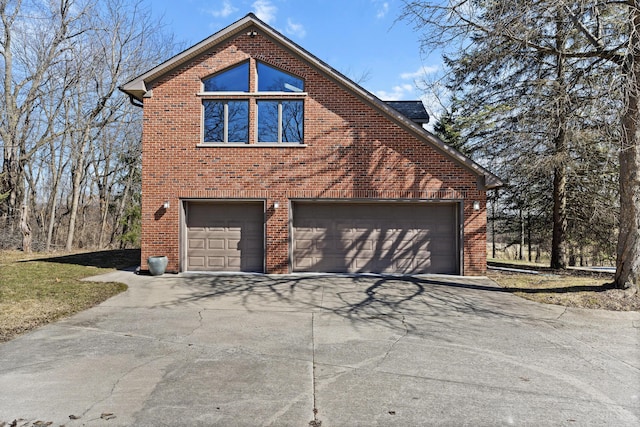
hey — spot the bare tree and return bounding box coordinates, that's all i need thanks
[0,0,88,248]
[1,0,174,252]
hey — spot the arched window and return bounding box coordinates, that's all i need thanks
[203,62,249,92]
[257,62,304,92]
[201,61,305,144]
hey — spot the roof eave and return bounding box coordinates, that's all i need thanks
[484,174,504,190]
[119,14,259,101]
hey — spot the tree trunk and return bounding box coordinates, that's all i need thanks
[112,169,133,247]
[20,194,31,253]
[527,212,532,262]
[550,21,568,270]
[65,157,85,251]
[551,137,568,269]
[615,6,640,291]
[45,156,63,252]
[491,190,497,259]
[46,199,57,251]
[519,207,525,260]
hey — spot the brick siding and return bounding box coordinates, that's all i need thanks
[140,27,487,275]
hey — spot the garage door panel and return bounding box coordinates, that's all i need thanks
[245,238,263,252]
[226,257,241,268]
[206,257,225,268]
[396,257,418,269]
[188,238,206,249]
[207,238,225,250]
[292,202,459,274]
[245,224,263,233]
[293,256,315,269]
[315,240,331,250]
[296,239,313,250]
[188,256,205,267]
[186,202,264,272]
[226,238,239,250]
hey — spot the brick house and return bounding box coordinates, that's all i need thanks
[120,13,502,275]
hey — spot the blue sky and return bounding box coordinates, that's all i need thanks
[149,0,443,118]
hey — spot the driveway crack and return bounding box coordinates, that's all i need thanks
[79,354,175,421]
[309,312,322,426]
[376,315,409,369]
[555,306,568,320]
[186,309,205,338]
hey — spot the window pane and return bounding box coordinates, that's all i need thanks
[227,101,249,143]
[203,100,224,142]
[257,62,304,92]
[257,101,279,142]
[282,100,304,142]
[203,62,249,92]
[203,100,248,143]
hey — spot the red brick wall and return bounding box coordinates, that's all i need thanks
[140,27,487,275]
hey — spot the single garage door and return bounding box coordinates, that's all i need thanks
[185,201,264,272]
[292,202,459,274]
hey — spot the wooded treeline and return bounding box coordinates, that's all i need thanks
[403,0,640,290]
[3,0,637,291]
[0,0,173,252]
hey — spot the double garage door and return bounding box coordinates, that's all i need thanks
[184,201,460,274]
[292,202,459,274]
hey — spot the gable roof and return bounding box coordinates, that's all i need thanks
[385,101,430,124]
[120,13,502,190]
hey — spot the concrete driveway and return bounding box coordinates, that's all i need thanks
[0,271,638,426]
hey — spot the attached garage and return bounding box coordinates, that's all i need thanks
[291,201,460,274]
[184,201,264,272]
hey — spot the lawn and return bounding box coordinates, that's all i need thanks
[488,264,640,311]
[0,249,139,342]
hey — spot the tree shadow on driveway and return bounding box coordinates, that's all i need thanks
[152,274,558,333]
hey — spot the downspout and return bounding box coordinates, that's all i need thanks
[129,94,143,108]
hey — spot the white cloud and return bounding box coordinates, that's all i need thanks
[208,0,237,18]
[400,65,440,81]
[376,2,389,19]
[375,84,415,101]
[286,18,306,38]
[252,0,277,24]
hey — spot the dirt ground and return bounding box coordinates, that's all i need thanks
[487,263,639,311]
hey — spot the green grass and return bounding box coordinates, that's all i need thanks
[0,249,139,342]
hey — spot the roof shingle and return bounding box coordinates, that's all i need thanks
[384,101,429,124]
